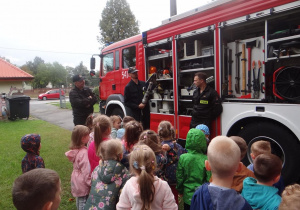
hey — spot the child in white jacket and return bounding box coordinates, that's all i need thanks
[65,125,91,210]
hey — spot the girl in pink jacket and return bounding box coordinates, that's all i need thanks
[88,115,112,172]
[117,144,177,210]
[65,125,91,210]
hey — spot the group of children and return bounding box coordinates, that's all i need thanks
[12,114,300,210]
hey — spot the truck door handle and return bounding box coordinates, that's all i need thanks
[112,84,116,90]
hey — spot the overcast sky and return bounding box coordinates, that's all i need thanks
[0,0,208,69]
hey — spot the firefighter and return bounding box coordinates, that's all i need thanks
[190,72,222,130]
[124,67,150,129]
[69,74,98,126]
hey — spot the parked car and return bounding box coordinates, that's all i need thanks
[38,89,65,100]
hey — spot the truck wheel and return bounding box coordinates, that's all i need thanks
[111,107,124,118]
[238,121,300,185]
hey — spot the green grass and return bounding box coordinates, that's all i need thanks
[0,118,76,210]
[49,102,100,113]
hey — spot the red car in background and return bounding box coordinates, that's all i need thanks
[38,89,64,100]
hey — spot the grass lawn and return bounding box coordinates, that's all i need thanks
[0,118,76,210]
[49,102,100,113]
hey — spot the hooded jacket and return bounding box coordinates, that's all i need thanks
[191,183,252,210]
[176,129,211,205]
[85,160,130,210]
[116,176,178,210]
[21,134,45,173]
[242,177,281,210]
[65,147,91,197]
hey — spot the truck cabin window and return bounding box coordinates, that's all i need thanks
[122,46,136,69]
[102,52,114,76]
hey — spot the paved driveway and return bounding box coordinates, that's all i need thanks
[30,99,74,131]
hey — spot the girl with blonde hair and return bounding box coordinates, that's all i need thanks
[65,125,91,210]
[117,144,177,210]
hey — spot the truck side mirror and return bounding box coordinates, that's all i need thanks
[90,57,96,70]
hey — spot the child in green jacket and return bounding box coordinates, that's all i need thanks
[176,128,211,210]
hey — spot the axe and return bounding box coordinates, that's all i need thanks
[246,39,260,94]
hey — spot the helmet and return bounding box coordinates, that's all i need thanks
[149,66,157,74]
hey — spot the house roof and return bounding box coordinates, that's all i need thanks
[0,58,34,81]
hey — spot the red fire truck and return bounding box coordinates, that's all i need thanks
[91,0,300,184]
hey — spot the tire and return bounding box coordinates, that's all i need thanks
[238,121,300,185]
[43,96,47,100]
[110,107,124,118]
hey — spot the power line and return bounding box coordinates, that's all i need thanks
[0,46,95,55]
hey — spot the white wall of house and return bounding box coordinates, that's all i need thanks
[0,81,23,95]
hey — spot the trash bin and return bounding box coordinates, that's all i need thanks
[5,95,31,120]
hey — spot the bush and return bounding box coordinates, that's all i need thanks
[92,86,100,103]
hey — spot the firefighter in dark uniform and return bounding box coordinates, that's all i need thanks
[190,72,223,129]
[69,74,98,126]
[124,67,150,129]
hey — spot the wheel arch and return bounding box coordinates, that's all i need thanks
[226,116,299,143]
[105,94,126,117]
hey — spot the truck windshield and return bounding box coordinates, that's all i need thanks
[102,52,114,76]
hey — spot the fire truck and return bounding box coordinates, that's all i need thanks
[91,0,300,184]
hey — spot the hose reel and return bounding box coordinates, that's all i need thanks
[273,66,300,101]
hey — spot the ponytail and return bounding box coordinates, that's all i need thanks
[129,145,156,210]
[93,115,112,155]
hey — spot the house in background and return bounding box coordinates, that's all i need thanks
[0,58,34,95]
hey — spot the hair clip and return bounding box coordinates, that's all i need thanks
[140,166,145,170]
[133,161,139,169]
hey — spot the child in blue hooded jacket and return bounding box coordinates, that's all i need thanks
[242,153,282,210]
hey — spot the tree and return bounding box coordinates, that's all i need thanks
[24,57,45,75]
[99,0,140,44]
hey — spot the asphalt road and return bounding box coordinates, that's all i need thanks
[30,99,74,131]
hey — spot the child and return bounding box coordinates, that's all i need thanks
[65,125,91,210]
[242,153,282,210]
[138,130,167,178]
[85,139,131,210]
[88,115,112,172]
[247,140,271,171]
[20,134,45,173]
[116,116,135,139]
[110,115,122,139]
[121,120,143,169]
[279,184,300,210]
[86,113,101,148]
[230,136,255,193]
[195,124,210,144]
[248,140,284,195]
[191,136,252,210]
[116,144,178,210]
[158,120,186,203]
[177,128,211,210]
[12,168,61,210]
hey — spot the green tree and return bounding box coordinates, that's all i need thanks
[49,62,68,88]
[32,63,50,88]
[24,57,45,75]
[99,0,140,44]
